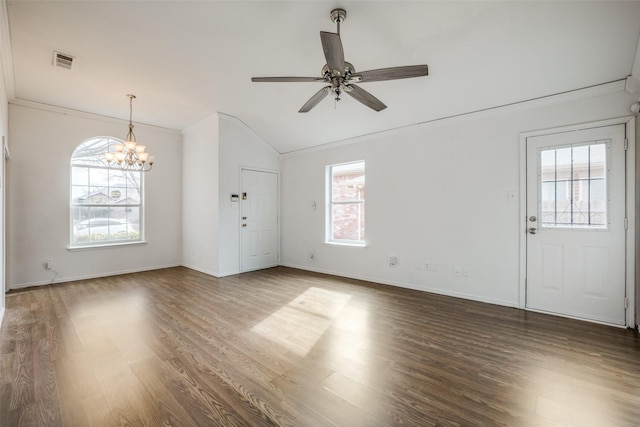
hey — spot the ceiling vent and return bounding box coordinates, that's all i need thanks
[52,51,75,70]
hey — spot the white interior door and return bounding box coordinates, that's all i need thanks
[526,124,627,325]
[241,169,278,272]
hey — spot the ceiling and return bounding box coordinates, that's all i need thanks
[5,1,640,154]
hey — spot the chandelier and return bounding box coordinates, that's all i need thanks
[104,94,154,172]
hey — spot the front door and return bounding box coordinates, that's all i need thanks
[526,124,627,325]
[241,169,278,272]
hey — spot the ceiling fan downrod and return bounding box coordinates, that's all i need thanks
[330,8,346,35]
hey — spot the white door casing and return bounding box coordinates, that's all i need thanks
[241,169,278,272]
[525,123,627,326]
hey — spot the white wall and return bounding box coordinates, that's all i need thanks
[281,84,637,308]
[218,113,281,276]
[0,25,7,321]
[7,103,182,288]
[182,114,220,276]
[181,112,281,277]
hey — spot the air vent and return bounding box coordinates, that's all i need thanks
[52,51,75,70]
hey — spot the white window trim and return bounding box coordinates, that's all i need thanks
[67,240,147,251]
[70,137,145,248]
[325,160,366,246]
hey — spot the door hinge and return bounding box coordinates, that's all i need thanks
[624,297,628,309]
[624,217,628,230]
[624,138,629,151]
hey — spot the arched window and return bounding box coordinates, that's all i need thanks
[70,137,143,246]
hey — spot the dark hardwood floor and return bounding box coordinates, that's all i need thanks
[1,266,639,426]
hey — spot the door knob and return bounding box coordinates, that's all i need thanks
[528,227,537,234]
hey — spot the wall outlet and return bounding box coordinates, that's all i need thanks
[45,258,53,270]
[425,263,438,272]
[453,266,461,277]
[389,256,398,266]
[308,249,315,260]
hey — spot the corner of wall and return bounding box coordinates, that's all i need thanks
[636,115,640,328]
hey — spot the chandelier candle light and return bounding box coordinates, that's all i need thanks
[105,94,155,172]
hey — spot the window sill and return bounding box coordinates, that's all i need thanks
[323,241,368,248]
[67,241,147,251]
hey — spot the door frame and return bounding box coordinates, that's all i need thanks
[239,166,281,273]
[518,117,636,327]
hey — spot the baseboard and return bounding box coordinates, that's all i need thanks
[180,263,221,278]
[8,263,182,290]
[279,262,519,309]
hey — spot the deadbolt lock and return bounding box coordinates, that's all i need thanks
[529,216,537,222]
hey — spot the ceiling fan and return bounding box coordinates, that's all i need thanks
[251,8,429,113]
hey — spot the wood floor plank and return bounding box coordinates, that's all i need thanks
[2,266,640,426]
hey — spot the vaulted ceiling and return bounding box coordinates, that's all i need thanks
[5,1,640,153]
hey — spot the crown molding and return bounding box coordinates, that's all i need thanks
[10,98,180,135]
[283,80,626,158]
[0,0,15,99]
[218,112,281,157]
[626,28,640,95]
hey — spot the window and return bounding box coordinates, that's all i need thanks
[70,137,143,246]
[539,142,607,229]
[326,160,365,244]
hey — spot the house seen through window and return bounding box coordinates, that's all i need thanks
[327,160,365,244]
[70,137,143,246]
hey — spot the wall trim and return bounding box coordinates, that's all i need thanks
[283,80,626,158]
[0,0,15,99]
[180,263,220,278]
[218,112,282,157]
[8,263,181,290]
[9,99,181,136]
[279,262,519,309]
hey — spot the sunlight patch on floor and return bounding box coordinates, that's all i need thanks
[529,361,614,426]
[251,287,352,356]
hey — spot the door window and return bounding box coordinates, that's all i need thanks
[539,142,607,229]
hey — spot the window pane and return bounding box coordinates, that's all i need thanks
[539,142,607,229]
[332,203,365,241]
[71,137,143,246]
[332,162,365,203]
[71,167,89,186]
[590,179,606,225]
[555,147,572,180]
[328,161,365,243]
[540,150,556,182]
[540,181,556,224]
[590,144,606,178]
[89,167,108,187]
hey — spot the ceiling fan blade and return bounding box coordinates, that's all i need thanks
[346,84,387,111]
[252,77,325,83]
[354,65,429,83]
[320,31,345,77]
[299,86,331,113]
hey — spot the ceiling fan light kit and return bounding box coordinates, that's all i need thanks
[252,8,429,113]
